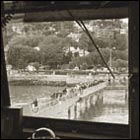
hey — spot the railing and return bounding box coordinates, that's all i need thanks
[22,81,107,118]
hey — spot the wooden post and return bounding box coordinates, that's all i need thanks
[68,107,71,119]
[74,103,77,119]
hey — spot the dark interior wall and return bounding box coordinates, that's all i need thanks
[1,1,11,107]
[1,1,139,139]
[129,1,139,139]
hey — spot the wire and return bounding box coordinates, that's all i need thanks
[67,10,87,34]
[67,10,115,79]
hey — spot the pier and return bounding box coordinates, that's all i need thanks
[22,81,108,119]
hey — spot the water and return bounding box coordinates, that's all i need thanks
[9,85,64,105]
[79,90,128,124]
[9,85,128,124]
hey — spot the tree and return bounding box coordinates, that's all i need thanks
[63,51,73,64]
[91,19,123,29]
[95,38,109,49]
[113,50,128,61]
[74,52,79,57]
[8,35,45,48]
[72,56,84,67]
[113,59,128,68]
[17,59,28,70]
[6,19,128,71]
[69,62,75,69]
[52,21,76,37]
[88,48,110,67]
[81,63,88,70]
[78,33,92,54]
[7,45,40,69]
[39,35,65,67]
[115,34,128,50]
[7,45,22,69]
[32,62,40,72]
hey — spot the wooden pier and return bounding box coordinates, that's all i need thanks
[22,82,107,119]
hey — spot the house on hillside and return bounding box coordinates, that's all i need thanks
[65,46,89,57]
[26,64,36,72]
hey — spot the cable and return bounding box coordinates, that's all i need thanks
[79,20,115,79]
[67,10,115,79]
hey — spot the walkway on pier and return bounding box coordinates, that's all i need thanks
[23,82,107,119]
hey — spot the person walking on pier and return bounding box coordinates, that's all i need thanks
[68,107,71,119]
[33,98,38,107]
[31,98,39,113]
[108,77,111,85]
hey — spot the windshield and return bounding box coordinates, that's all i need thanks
[3,18,129,124]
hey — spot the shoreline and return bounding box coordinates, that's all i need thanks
[8,74,95,86]
[9,80,70,86]
[8,73,128,86]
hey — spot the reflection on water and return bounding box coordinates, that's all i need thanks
[9,85,64,105]
[9,85,128,124]
[77,90,128,124]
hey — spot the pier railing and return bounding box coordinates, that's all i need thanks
[22,81,107,118]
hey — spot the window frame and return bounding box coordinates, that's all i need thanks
[1,1,139,139]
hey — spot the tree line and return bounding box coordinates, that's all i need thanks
[5,19,128,70]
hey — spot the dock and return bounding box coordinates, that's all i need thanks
[22,81,107,119]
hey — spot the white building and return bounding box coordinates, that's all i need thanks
[65,46,89,57]
[26,65,36,72]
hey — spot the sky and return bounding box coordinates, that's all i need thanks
[121,18,128,23]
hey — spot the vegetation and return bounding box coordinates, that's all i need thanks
[5,19,128,70]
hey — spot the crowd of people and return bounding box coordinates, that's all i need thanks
[30,79,105,113]
[50,80,105,101]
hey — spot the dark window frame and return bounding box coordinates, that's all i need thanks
[1,1,139,139]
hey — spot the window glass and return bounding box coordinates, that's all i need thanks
[3,18,129,124]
